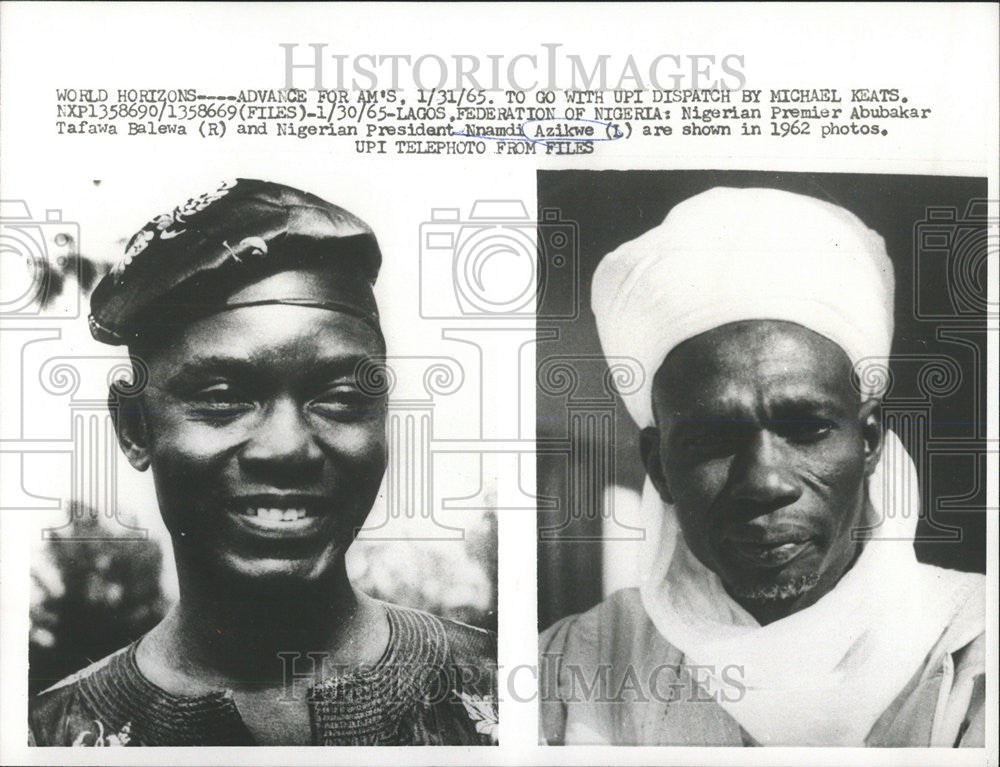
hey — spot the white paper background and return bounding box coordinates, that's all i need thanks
[1,3,996,765]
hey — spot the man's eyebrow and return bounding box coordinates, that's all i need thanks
[663,393,849,426]
[767,393,848,414]
[167,355,255,380]
[166,352,370,381]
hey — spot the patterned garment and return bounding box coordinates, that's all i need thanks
[30,603,497,746]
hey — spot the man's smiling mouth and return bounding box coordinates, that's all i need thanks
[226,495,331,535]
[239,506,310,522]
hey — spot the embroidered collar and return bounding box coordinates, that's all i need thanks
[76,604,450,745]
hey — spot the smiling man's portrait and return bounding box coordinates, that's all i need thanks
[27,179,497,746]
[537,172,987,748]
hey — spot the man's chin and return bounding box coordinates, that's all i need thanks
[190,550,344,592]
[727,571,821,603]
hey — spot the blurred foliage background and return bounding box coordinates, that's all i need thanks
[30,507,168,696]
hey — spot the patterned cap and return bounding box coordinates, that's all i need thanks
[89,178,382,345]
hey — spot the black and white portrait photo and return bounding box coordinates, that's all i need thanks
[22,177,499,746]
[537,170,987,747]
[1,4,996,765]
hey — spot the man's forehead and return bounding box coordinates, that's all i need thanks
[138,304,383,374]
[652,320,857,412]
[659,321,851,374]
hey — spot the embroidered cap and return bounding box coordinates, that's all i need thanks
[89,178,382,346]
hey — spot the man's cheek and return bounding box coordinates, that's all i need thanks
[149,419,244,463]
[807,450,866,502]
[325,423,386,457]
[672,462,728,503]
[804,454,868,535]
[148,441,231,518]
[320,430,386,477]
[670,483,717,541]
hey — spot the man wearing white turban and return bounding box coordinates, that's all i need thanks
[539,187,985,747]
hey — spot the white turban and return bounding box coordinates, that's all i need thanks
[591,186,895,427]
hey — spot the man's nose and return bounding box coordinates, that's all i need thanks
[240,397,324,477]
[729,429,801,512]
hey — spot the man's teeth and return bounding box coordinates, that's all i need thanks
[246,507,308,521]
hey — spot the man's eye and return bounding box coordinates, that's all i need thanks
[679,425,745,454]
[190,385,254,416]
[309,386,377,419]
[779,419,835,442]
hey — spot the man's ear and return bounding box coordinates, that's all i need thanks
[859,398,884,477]
[109,385,151,471]
[639,427,673,504]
